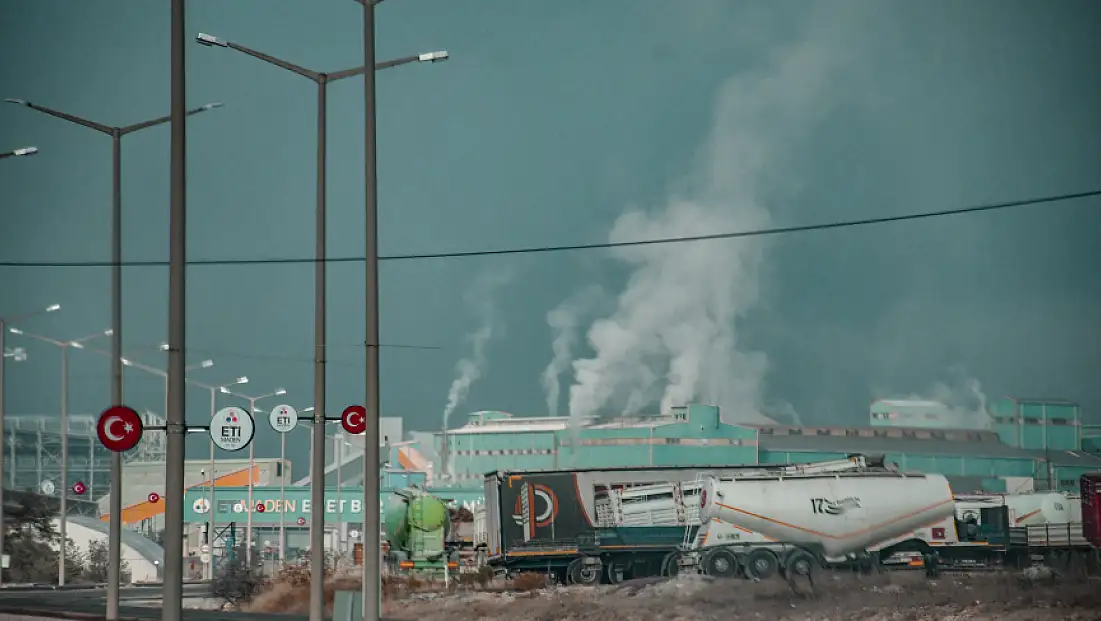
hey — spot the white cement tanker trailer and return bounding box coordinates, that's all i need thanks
[692,469,955,580]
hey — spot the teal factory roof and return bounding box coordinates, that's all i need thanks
[758,428,1101,468]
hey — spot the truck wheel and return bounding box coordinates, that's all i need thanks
[743,549,779,581]
[567,557,601,586]
[604,560,629,584]
[702,548,740,578]
[660,551,681,578]
[783,549,816,579]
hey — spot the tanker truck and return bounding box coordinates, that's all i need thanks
[687,468,956,581]
[383,487,460,576]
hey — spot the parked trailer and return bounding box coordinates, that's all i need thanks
[1080,473,1101,548]
[686,469,956,581]
[479,456,877,585]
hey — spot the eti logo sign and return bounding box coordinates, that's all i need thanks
[269,405,298,434]
[210,407,255,452]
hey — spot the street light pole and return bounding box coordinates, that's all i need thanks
[220,387,286,565]
[360,3,382,620]
[5,327,111,585]
[0,146,38,160]
[190,377,249,580]
[3,94,222,621]
[0,303,60,588]
[164,2,189,620]
[192,34,446,621]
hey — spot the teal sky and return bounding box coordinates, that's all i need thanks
[2,0,1099,468]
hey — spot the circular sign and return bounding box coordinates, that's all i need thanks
[341,405,367,435]
[268,405,298,434]
[200,553,212,564]
[297,517,306,526]
[200,544,211,554]
[255,502,266,513]
[39,480,55,496]
[72,481,87,496]
[193,498,211,514]
[210,407,255,452]
[148,492,161,504]
[348,529,360,540]
[97,406,144,452]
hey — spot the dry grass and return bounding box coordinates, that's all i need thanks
[387,569,1101,621]
[242,564,1101,620]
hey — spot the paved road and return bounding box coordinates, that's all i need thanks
[0,584,394,621]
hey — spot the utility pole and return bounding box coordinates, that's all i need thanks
[163,0,188,619]
[362,1,383,619]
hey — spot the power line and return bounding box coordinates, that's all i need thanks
[0,189,1096,268]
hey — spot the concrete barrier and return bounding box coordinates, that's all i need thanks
[333,590,363,621]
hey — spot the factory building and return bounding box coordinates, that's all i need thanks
[423,400,1101,495]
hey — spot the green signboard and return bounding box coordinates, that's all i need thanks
[183,486,485,524]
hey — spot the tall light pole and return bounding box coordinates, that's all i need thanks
[256,405,313,564]
[0,302,60,587]
[193,33,446,620]
[3,94,222,621]
[5,327,111,585]
[219,386,287,565]
[190,377,249,580]
[163,3,190,621]
[0,146,38,160]
[358,2,382,618]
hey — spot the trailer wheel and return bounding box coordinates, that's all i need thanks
[567,557,601,586]
[660,551,681,578]
[604,560,629,584]
[702,548,740,578]
[743,548,779,581]
[783,549,816,579]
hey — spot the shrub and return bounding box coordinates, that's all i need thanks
[211,543,266,607]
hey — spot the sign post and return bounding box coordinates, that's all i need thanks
[268,404,296,562]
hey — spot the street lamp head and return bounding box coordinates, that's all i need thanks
[158,342,169,351]
[200,359,215,368]
[235,376,249,385]
[198,102,224,111]
[219,386,230,394]
[418,50,449,63]
[12,147,38,157]
[70,341,84,349]
[4,98,29,106]
[45,304,61,312]
[103,328,113,336]
[275,388,287,396]
[195,33,228,48]
[303,406,315,413]
[8,327,22,335]
[121,358,133,366]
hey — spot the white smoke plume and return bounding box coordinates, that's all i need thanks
[878,369,992,430]
[565,5,870,429]
[442,269,513,429]
[541,285,604,416]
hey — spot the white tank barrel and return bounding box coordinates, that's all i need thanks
[699,472,955,558]
[1003,492,1073,526]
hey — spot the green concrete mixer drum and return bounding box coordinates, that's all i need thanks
[384,488,450,560]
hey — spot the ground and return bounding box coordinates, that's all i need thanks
[246,567,1101,620]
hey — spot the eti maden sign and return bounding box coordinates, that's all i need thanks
[182,487,487,524]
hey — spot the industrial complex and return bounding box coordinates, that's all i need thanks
[4,396,1100,580]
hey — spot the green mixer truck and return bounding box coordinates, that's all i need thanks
[383,486,461,577]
